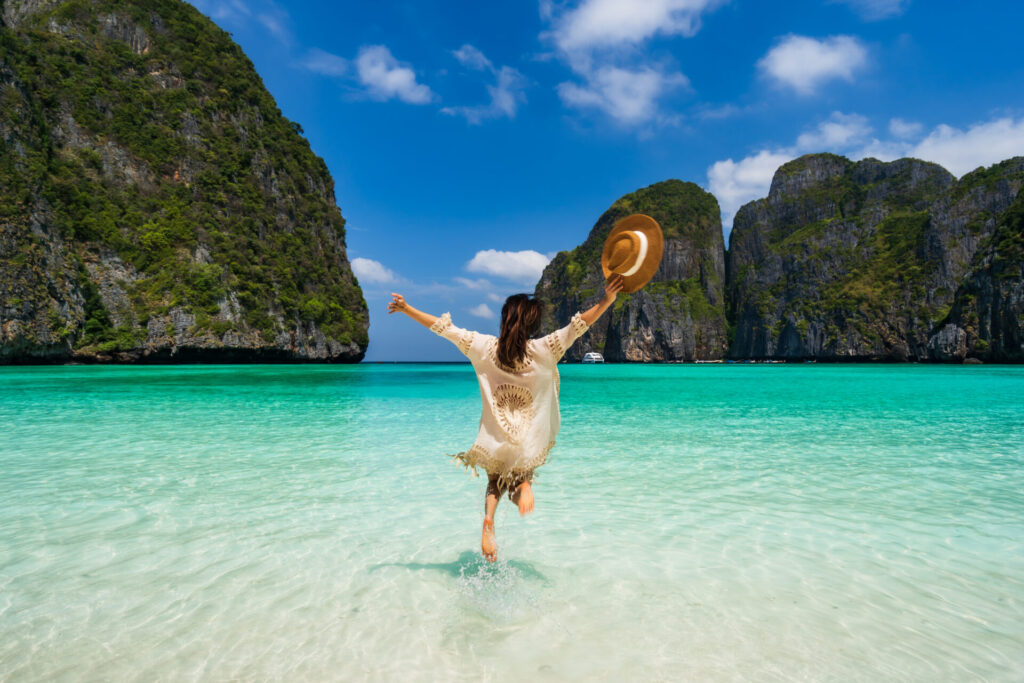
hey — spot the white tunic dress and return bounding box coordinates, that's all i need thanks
[429,310,591,489]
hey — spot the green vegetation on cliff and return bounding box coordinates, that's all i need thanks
[728,153,1024,361]
[535,179,728,361]
[0,0,367,360]
[553,179,720,291]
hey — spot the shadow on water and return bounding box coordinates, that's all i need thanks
[369,550,547,583]
[373,551,561,626]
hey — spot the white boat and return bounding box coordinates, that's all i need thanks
[582,352,604,363]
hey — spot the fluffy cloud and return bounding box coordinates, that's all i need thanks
[468,303,496,319]
[850,118,1024,176]
[542,0,719,127]
[356,45,434,104]
[452,44,492,71]
[910,117,1024,176]
[707,150,794,231]
[301,47,347,77]
[795,112,872,150]
[443,63,528,124]
[888,117,923,139]
[453,277,493,290]
[558,66,688,124]
[830,0,910,20]
[758,35,868,95]
[256,10,289,41]
[549,0,723,52]
[466,249,551,284]
[301,45,434,106]
[351,257,399,284]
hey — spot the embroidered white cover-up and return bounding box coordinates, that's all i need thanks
[429,311,590,488]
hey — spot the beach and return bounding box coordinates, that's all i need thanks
[1,363,1022,680]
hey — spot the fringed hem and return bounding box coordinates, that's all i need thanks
[492,468,535,495]
[446,440,557,493]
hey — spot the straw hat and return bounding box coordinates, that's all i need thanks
[601,213,664,293]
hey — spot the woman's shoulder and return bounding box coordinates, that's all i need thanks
[531,330,561,357]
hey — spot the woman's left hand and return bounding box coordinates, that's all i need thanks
[387,293,408,314]
[603,274,625,301]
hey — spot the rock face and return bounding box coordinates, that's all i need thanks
[932,184,1024,362]
[534,180,727,361]
[726,154,1024,361]
[0,0,368,363]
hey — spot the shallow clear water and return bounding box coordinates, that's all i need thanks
[1,363,1022,681]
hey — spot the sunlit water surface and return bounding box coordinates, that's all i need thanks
[1,363,1022,681]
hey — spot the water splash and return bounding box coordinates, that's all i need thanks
[454,554,543,624]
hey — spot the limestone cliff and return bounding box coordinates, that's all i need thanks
[534,180,727,361]
[930,176,1024,362]
[0,0,368,363]
[726,154,1023,361]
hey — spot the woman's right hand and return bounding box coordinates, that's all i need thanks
[603,274,624,301]
[387,293,408,314]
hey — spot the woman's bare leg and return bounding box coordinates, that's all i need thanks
[510,478,534,516]
[482,476,501,562]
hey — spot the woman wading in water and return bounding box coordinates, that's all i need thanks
[388,214,662,562]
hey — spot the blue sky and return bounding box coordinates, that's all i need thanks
[190,0,1024,361]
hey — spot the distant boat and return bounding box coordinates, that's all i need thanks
[582,352,604,364]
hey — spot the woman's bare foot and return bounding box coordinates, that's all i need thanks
[511,480,534,516]
[481,518,497,562]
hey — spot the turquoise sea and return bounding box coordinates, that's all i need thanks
[1,363,1022,681]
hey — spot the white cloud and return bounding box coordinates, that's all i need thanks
[910,117,1024,176]
[795,111,872,150]
[256,11,289,41]
[487,292,503,303]
[758,35,868,95]
[852,118,1024,173]
[356,45,434,104]
[443,65,528,124]
[695,103,742,120]
[707,150,794,232]
[852,137,910,161]
[542,0,720,127]
[550,0,723,52]
[302,48,347,77]
[351,257,398,284]
[466,249,551,283]
[452,44,492,70]
[468,303,496,319]
[889,117,922,139]
[830,0,910,20]
[558,66,688,124]
[454,277,493,290]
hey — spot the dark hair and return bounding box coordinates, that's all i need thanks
[498,294,544,368]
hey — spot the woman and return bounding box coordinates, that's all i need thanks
[387,273,624,562]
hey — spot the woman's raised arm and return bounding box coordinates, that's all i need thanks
[387,293,438,328]
[389,293,478,359]
[579,274,624,327]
